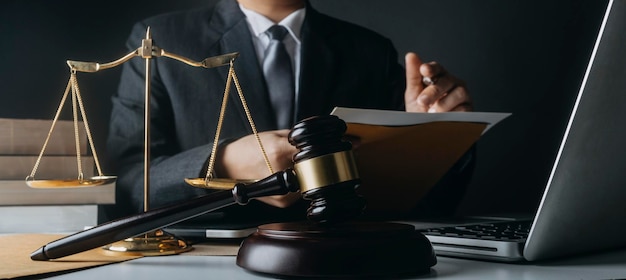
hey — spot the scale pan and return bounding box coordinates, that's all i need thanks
[26,175,117,188]
[184,178,257,190]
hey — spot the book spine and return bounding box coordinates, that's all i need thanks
[0,180,115,205]
[0,156,95,180]
[0,118,88,155]
[0,205,98,233]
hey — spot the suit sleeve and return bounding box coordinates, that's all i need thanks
[100,22,215,221]
[381,35,476,218]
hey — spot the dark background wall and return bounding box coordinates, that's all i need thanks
[0,0,608,216]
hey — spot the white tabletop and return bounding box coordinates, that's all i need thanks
[43,248,626,280]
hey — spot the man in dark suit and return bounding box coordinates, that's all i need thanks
[100,0,473,223]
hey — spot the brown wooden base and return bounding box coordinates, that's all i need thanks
[236,221,436,278]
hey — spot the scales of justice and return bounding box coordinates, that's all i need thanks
[28,27,436,277]
[26,27,269,256]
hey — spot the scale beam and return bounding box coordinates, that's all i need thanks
[66,49,239,73]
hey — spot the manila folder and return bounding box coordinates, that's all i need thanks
[331,107,510,215]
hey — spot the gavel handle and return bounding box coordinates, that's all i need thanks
[31,170,299,261]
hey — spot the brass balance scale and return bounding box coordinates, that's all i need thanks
[26,27,274,256]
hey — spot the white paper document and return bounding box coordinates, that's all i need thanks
[331,107,511,135]
[329,107,511,214]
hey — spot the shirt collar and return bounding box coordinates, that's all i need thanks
[239,4,306,44]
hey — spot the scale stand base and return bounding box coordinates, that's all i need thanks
[102,229,192,257]
[236,221,436,278]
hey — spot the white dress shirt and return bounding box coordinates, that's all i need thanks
[238,4,305,95]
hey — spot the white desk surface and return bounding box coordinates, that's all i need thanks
[43,248,626,280]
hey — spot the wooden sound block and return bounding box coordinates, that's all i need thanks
[236,221,436,277]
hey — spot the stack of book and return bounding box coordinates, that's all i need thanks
[0,118,115,233]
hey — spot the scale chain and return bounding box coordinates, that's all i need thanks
[203,61,275,184]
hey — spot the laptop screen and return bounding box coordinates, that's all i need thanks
[525,0,626,261]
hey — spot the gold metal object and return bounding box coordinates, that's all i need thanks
[143,28,152,211]
[293,151,360,192]
[184,178,258,190]
[49,27,268,255]
[66,46,239,72]
[26,62,113,188]
[184,60,274,189]
[35,26,270,255]
[26,176,117,188]
[101,229,192,257]
[65,28,266,191]
[32,27,246,256]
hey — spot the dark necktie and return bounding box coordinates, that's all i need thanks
[263,25,295,129]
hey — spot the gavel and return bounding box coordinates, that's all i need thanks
[30,115,368,260]
[31,115,435,278]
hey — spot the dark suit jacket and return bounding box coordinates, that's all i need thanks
[100,0,471,222]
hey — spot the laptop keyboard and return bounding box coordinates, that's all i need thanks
[419,220,532,242]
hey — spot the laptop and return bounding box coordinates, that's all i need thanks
[164,212,258,240]
[164,200,307,240]
[164,208,311,241]
[408,0,626,262]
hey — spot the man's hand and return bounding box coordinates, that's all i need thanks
[404,52,472,112]
[216,130,301,208]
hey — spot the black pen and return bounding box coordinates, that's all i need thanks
[31,171,297,260]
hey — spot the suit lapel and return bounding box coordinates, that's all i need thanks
[204,0,339,129]
[297,4,339,121]
[205,0,276,131]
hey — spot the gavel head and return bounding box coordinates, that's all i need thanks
[288,115,366,224]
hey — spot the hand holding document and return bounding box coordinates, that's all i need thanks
[330,107,510,215]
